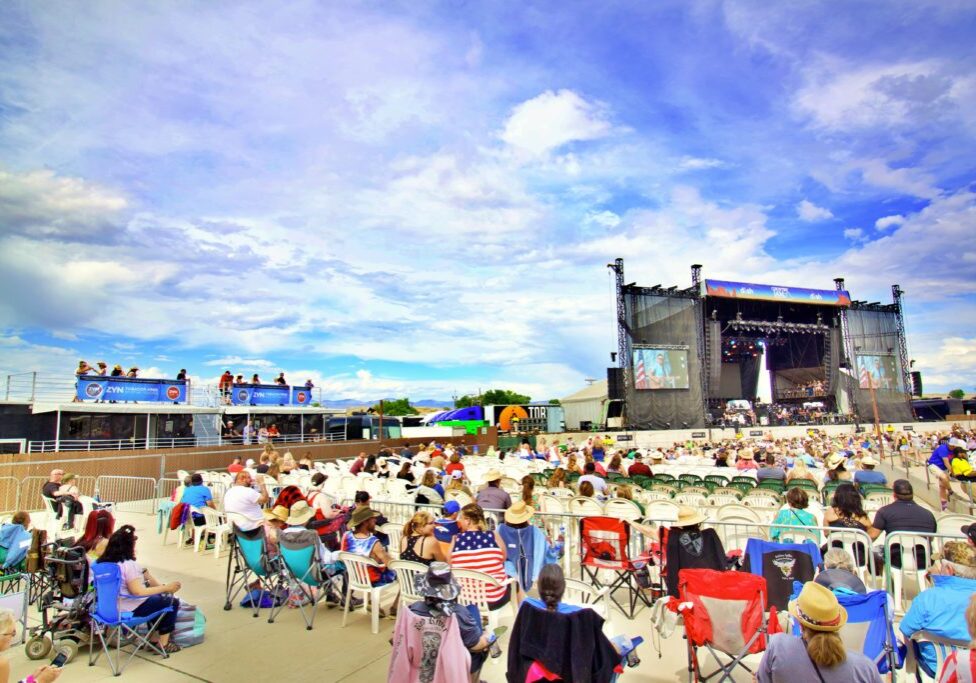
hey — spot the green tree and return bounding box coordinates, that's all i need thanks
[454,394,477,408]
[548,398,561,405]
[453,389,532,408]
[370,397,418,416]
[948,388,966,399]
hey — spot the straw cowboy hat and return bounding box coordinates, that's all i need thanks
[789,581,848,632]
[825,453,846,470]
[860,455,878,467]
[484,469,503,482]
[262,505,289,523]
[649,451,664,461]
[285,501,315,526]
[349,506,381,528]
[504,501,535,525]
[672,505,707,528]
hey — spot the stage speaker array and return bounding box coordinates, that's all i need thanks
[607,367,625,400]
[911,371,923,397]
[705,319,722,396]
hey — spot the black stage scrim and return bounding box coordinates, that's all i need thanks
[624,292,705,429]
[845,307,913,422]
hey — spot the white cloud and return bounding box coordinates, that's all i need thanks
[584,210,621,229]
[843,227,866,242]
[678,156,726,171]
[875,214,905,230]
[204,357,276,368]
[796,199,834,222]
[500,89,613,157]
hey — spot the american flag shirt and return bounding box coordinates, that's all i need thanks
[451,530,507,602]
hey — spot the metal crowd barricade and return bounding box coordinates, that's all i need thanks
[156,478,182,506]
[883,530,968,617]
[18,477,52,513]
[95,476,157,514]
[0,477,20,514]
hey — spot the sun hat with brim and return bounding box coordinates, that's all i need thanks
[484,469,503,482]
[826,453,846,470]
[62,473,76,483]
[649,451,664,461]
[504,501,535,525]
[286,501,315,526]
[413,562,460,601]
[860,455,878,466]
[788,581,848,632]
[349,506,381,528]
[672,505,707,527]
[263,505,289,523]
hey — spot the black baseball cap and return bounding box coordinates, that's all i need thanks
[961,524,976,544]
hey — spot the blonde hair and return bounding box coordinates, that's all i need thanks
[548,468,566,487]
[616,484,634,501]
[402,510,434,538]
[802,627,846,668]
[0,608,14,636]
[459,504,488,532]
[421,470,438,487]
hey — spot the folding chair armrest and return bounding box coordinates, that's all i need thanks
[592,585,611,600]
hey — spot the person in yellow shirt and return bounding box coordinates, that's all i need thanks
[950,448,976,481]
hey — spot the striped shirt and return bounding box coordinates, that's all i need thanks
[939,650,976,683]
[450,530,507,602]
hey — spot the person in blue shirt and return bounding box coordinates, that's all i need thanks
[927,440,954,511]
[853,455,887,487]
[433,500,461,554]
[179,473,214,526]
[899,540,976,678]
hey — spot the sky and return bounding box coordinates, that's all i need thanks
[1,0,975,402]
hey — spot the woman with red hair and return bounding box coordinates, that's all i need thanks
[78,509,115,560]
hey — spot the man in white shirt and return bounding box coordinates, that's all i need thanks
[223,471,269,530]
[578,463,608,494]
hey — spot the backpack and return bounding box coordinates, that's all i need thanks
[171,603,206,648]
[25,529,47,573]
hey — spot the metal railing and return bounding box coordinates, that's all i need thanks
[27,431,347,453]
[95,476,157,514]
[3,371,327,407]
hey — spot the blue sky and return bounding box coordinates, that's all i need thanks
[1,0,974,400]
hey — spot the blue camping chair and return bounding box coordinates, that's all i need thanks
[790,584,904,678]
[224,521,286,620]
[272,529,340,629]
[88,563,174,676]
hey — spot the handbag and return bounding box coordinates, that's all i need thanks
[171,603,206,648]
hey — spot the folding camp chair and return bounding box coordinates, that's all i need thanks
[272,529,337,630]
[0,573,28,644]
[678,568,772,683]
[743,538,821,611]
[88,563,174,675]
[789,588,902,677]
[905,631,969,683]
[579,516,652,618]
[223,522,286,619]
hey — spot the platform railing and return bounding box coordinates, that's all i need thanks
[27,430,347,453]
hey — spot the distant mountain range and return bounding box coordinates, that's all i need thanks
[322,398,452,409]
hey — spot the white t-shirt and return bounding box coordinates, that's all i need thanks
[223,485,263,530]
[579,474,608,493]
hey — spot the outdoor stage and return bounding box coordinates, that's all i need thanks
[607,260,916,430]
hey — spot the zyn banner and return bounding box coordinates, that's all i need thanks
[76,377,187,403]
[231,385,313,406]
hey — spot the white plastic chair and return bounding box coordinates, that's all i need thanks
[674,493,706,508]
[338,552,400,634]
[643,500,680,523]
[569,496,604,517]
[446,490,474,507]
[192,507,231,558]
[604,499,643,522]
[380,522,403,560]
[453,568,516,633]
[388,559,427,611]
[563,577,611,621]
[887,533,931,615]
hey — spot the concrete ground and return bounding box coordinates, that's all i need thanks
[5,509,712,683]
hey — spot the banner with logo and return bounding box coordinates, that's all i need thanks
[76,377,187,403]
[704,279,851,306]
[230,385,312,406]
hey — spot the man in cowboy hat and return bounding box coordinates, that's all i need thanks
[475,469,511,511]
[393,562,500,683]
[756,582,879,681]
[341,506,394,585]
[853,454,887,487]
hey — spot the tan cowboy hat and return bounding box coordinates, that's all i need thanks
[788,581,848,632]
[484,469,503,482]
[349,506,381,528]
[286,501,315,526]
[826,453,846,470]
[672,505,707,527]
[649,451,664,461]
[860,455,878,466]
[504,501,535,525]
[262,505,289,523]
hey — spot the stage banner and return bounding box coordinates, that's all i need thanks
[231,385,312,406]
[705,279,851,306]
[76,377,187,403]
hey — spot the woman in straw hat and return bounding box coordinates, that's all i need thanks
[824,453,851,482]
[664,506,726,598]
[498,501,551,597]
[756,581,880,681]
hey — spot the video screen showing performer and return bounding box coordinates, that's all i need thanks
[633,347,689,390]
[857,354,898,391]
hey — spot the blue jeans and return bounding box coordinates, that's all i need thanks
[133,594,179,635]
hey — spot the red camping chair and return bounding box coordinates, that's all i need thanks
[678,568,778,683]
[580,516,652,618]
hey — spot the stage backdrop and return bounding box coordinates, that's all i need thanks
[845,308,912,422]
[624,292,705,429]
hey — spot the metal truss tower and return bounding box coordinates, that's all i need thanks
[835,277,860,426]
[891,284,914,412]
[691,264,709,424]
